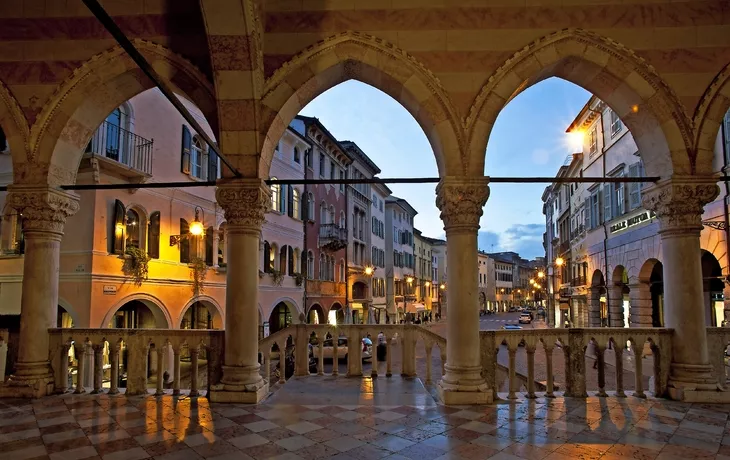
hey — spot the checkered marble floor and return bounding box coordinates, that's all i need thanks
[2,391,730,459]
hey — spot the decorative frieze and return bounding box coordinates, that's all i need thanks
[435,177,490,233]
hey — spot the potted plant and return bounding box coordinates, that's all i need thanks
[269,269,284,286]
[294,272,305,287]
[190,257,208,296]
[121,246,150,287]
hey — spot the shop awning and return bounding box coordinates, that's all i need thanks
[406,303,426,313]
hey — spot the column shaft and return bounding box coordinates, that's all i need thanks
[628,282,652,327]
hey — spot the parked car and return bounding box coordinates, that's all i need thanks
[320,337,372,362]
[502,324,522,330]
[518,313,532,324]
[509,306,519,312]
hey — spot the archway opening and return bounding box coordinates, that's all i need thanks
[57,305,74,328]
[590,270,607,327]
[329,303,345,326]
[180,301,222,330]
[650,262,665,327]
[307,304,325,325]
[701,250,725,327]
[269,302,294,335]
[612,266,630,328]
[108,300,169,329]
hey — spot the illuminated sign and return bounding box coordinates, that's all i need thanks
[609,211,655,234]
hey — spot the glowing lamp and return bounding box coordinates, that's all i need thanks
[425,281,431,287]
[555,257,564,267]
[406,276,414,284]
[440,284,446,290]
[189,220,204,236]
[567,130,585,152]
[364,266,374,276]
[538,271,545,278]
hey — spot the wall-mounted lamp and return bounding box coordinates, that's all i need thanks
[170,206,205,246]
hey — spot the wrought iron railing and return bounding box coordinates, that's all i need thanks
[86,121,154,175]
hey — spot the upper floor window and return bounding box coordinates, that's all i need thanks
[339,169,345,192]
[291,188,300,219]
[307,192,315,220]
[271,178,281,212]
[191,137,204,179]
[294,147,300,163]
[319,153,325,177]
[330,161,336,180]
[125,209,141,249]
[610,109,623,137]
[589,127,598,155]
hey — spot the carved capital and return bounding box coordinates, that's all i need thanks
[216,179,270,232]
[642,178,719,233]
[6,186,79,235]
[435,177,489,233]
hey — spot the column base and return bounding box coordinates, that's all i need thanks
[668,362,719,390]
[208,364,269,404]
[667,386,730,403]
[0,361,54,398]
[438,364,492,405]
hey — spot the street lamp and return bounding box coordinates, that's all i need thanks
[404,276,414,322]
[437,283,446,320]
[170,206,205,246]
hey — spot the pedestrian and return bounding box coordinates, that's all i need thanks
[377,331,387,361]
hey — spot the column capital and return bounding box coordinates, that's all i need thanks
[215,179,271,232]
[642,177,719,234]
[435,176,489,233]
[5,185,79,236]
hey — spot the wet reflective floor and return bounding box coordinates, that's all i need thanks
[1,378,729,460]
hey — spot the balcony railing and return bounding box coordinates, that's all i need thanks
[318,224,347,251]
[572,276,587,286]
[307,279,346,296]
[86,121,153,175]
[558,241,570,254]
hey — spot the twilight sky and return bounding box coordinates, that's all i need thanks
[299,78,590,259]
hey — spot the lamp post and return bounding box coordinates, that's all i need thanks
[405,276,414,322]
[536,256,564,328]
[363,265,374,324]
[438,283,446,320]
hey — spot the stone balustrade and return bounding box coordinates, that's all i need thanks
[706,327,730,389]
[48,328,223,396]
[258,324,446,388]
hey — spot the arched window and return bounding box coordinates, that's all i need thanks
[319,254,325,280]
[280,184,287,214]
[263,241,271,272]
[271,178,281,212]
[269,243,278,273]
[148,211,160,259]
[294,147,300,163]
[292,189,300,219]
[307,193,314,220]
[205,226,214,266]
[307,250,314,279]
[339,259,345,283]
[288,246,294,275]
[320,202,327,223]
[329,206,335,225]
[340,211,345,229]
[191,137,204,179]
[125,209,140,249]
[180,219,190,263]
[279,245,287,274]
[293,248,300,274]
[218,223,226,266]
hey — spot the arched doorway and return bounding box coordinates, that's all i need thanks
[269,302,294,334]
[329,303,344,326]
[57,305,74,328]
[701,250,725,327]
[107,299,169,329]
[180,300,222,330]
[650,262,665,327]
[610,266,630,328]
[590,270,607,327]
[307,304,325,324]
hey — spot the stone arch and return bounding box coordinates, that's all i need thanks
[260,31,463,177]
[24,40,216,186]
[693,61,730,174]
[307,303,325,324]
[102,293,172,329]
[269,296,303,321]
[467,28,696,178]
[329,301,345,326]
[0,78,29,166]
[178,295,224,329]
[57,297,79,328]
[700,225,729,277]
[637,258,664,327]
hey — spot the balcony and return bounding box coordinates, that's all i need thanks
[307,279,346,296]
[558,240,570,255]
[83,121,154,179]
[318,223,347,251]
[571,276,587,286]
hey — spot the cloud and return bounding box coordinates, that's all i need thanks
[478,224,545,259]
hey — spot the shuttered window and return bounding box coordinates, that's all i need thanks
[112,199,125,254]
[148,211,160,259]
[603,185,612,222]
[628,163,641,210]
[181,125,191,174]
[180,219,190,263]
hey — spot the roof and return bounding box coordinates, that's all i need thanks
[386,195,418,216]
[295,115,353,164]
[340,141,381,175]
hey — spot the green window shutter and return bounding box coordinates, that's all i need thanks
[112,199,126,254]
[181,125,191,174]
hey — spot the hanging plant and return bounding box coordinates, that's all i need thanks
[122,246,150,287]
[270,269,284,286]
[294,272,305,287]
[190,257,208,296]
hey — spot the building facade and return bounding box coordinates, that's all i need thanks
[385,196,416,323]
[414,229,435,316]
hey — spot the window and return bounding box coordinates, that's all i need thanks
[340,211,345,229]
[148,211,160,259]
[590,190,601,228]
[612,172,625,217]
[125,209,140,249]
[205,226,214,266]
[610,109,623,137]
[339,169,345,192]
[319,153,325,177]
[292,189,300,219]
[306,149,312,168]
[320,203,327,224]
[589,127,597,155]
[294,147,300,163]
[270,178,281,212]
[180,219,190,263]
[307,251,314,279]
[330,161,336,180]
[307,192,315,220]
[603,185,612,222]
[280,185,287,214]
[628,162,643,210]
[191,137,204,179]
[280,246,287,274]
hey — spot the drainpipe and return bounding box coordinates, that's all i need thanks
[596,106,610,328]
[344,176,350,324]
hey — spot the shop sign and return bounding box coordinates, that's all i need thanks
[102,285,117,295]
[263,322,270,338]
[609,211,656,234]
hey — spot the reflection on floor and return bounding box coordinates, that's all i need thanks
[0,376,728,460]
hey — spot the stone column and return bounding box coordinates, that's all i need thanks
[588,287,602,327]
[435,177,491,404]
[209,179,270,403]
[1,186,78,398]
[608,284,624,328]
[629,282,652,327]
[212,232,220,267]
[642,178,723,400]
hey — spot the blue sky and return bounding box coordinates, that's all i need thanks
[299,78,590,259]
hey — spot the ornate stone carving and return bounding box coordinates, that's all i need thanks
[642,179,719,231]
[6,186,79,234]
[435,177,490,232]
[215,179,270,230]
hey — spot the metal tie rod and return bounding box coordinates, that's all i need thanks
[81,0,243,178]
[0,176,666,192]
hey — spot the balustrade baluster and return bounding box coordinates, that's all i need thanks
[614,340,625,397]
[109,343,119,395]
[264,351,271,384]
[74,342,86,394]
[544,344,555,398]
[526,346,536,399]
[59,345,70,394]
[508,347,517,400]
[332,335,339,376]
[278,342,286,384]
[425,343,433,384]
[155,345,165,396]
[173,348,181,396]
[633,344,645,398]
[386,336,392,377]
[92,344,104,394]
[596,344,607,397]
[440,349,446,376]
[317,339,324,376]
[190,347,199,397]
[371,332,379,378]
